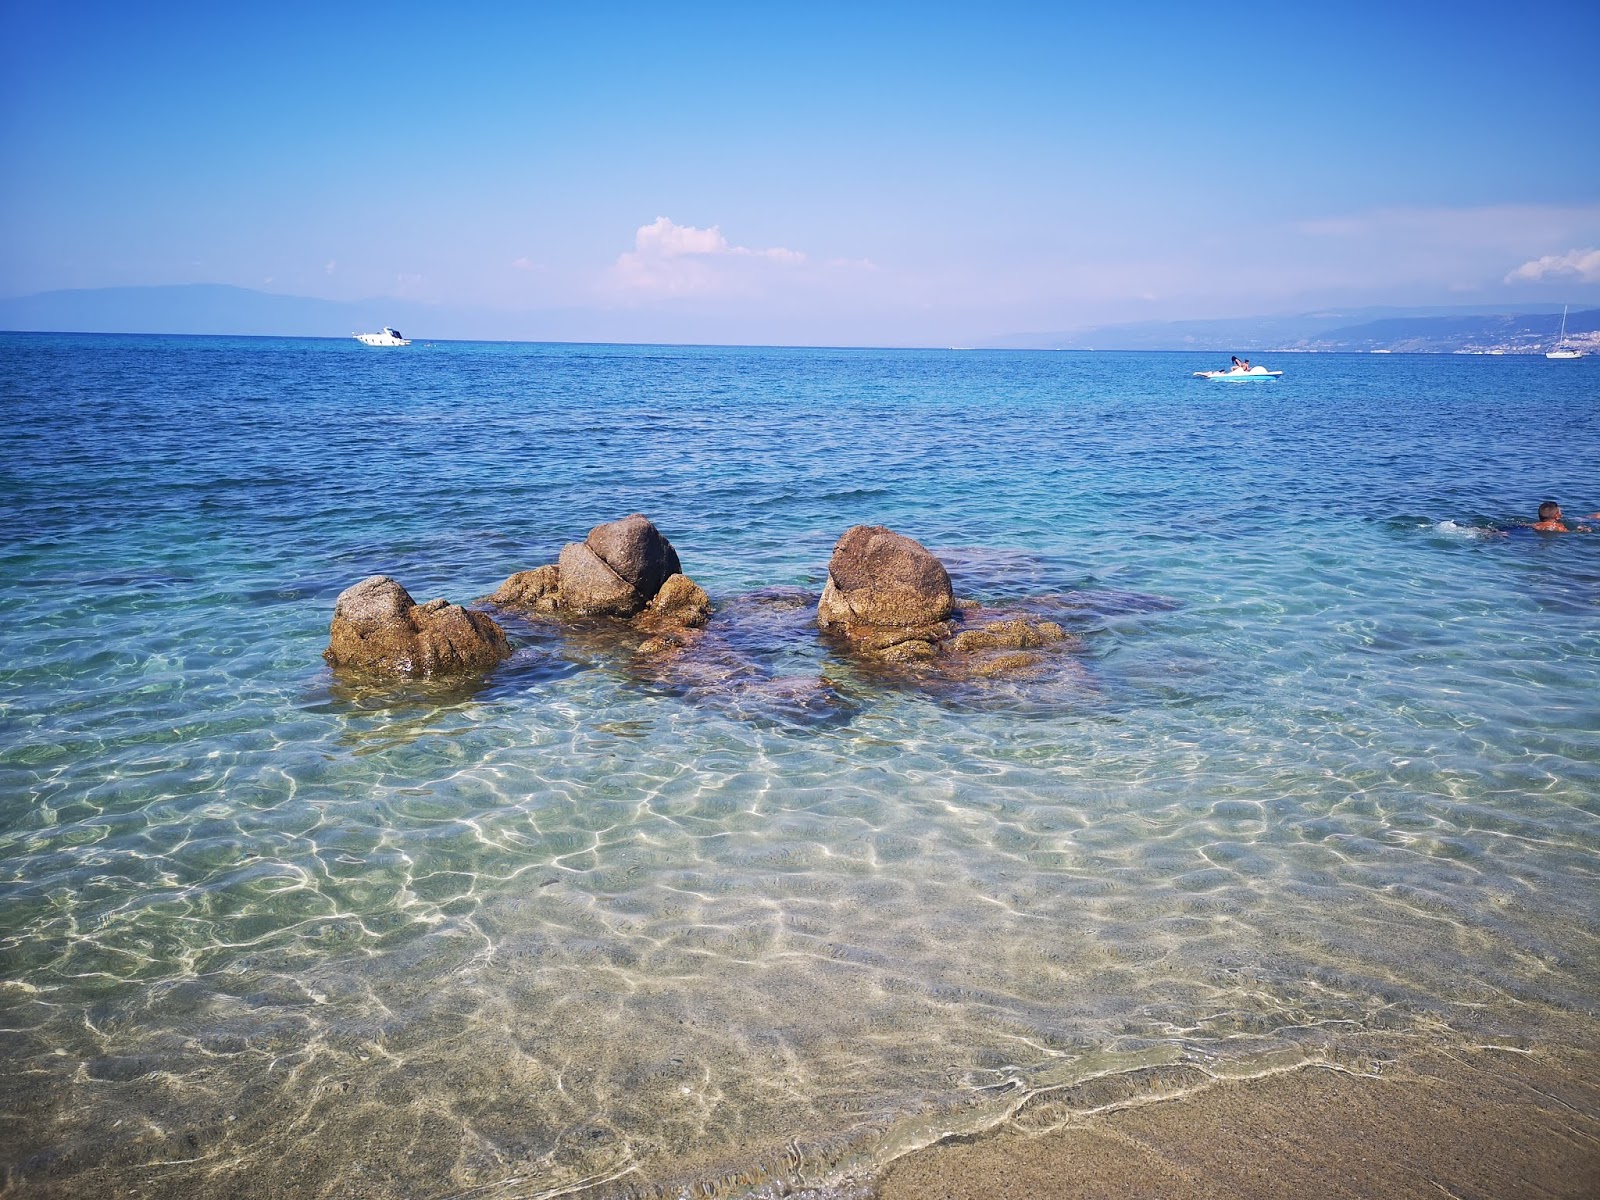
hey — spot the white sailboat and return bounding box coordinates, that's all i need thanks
[1546,306,1583,359]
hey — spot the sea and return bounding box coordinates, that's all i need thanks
[2,333,1598,1198]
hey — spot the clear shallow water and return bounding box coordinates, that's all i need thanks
[2,334,1598,1197]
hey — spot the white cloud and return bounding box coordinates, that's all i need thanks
[324,259,336,275]
[1505,247,1600,284]
[612,217,804,296]
[510,256,541,271]
[634,217,729,259]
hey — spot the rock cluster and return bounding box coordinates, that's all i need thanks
[817,525,1075,675]
[489,514,711,652]
[323,575,511,677]
[324,517,1085,690]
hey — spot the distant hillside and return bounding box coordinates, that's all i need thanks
[4,285,1597,353]
[1304,309,1600,353]
[0,283,557,342]
[0,284,371,337]
[983,306,1598,353]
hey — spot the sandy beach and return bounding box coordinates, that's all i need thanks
[878,1039,1600,1199]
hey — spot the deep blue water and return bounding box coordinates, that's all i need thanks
[2,334,1598,1198]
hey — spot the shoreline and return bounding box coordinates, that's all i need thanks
[874,1039,1600,1199]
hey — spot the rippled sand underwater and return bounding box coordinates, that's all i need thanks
[2,336,1598,1197]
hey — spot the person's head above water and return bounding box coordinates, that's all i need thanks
[1533,501,1569,532]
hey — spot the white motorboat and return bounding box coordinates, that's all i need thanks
[1546,306,1583,359]
[354,327,411,347]
[1193,365,1282,381]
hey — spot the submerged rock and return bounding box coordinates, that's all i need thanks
[948,617,1068,654]
[324,575,511,677]
[629,587,855,725]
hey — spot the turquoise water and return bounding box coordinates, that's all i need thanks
[2,334,1598,1197]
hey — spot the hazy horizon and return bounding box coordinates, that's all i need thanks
[4,282,1595,350]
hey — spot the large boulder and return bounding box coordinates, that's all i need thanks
[818,525,954,627]
[817,525,955,656]
[814,527,1086,682]
[556,541,642,616]
[547,514,682,617]
[586,513,682,597]
[324,575,511,677]
[489,515,696,621]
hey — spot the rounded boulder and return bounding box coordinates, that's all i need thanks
[559,514,684,617]
[324,575,511,677]
[817,525,955,631]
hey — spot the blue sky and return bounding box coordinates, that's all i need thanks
[2,0,1597,344]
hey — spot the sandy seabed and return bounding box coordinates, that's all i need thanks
[875,1040,1599,1199]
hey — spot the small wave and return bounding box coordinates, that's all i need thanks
[817,487,890,502]
[1432,520,1498,540]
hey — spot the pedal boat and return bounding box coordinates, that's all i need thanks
[1193,366,1281,380]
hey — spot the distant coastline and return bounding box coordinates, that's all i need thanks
[1,284,1596,354]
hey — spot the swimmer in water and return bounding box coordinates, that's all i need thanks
[1531,502,1569,532]
[1529,502,1600,532]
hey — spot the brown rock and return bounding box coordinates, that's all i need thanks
[637,632,688,656]
[950,618,1068,654]
[585,513,682,596]
[636,573,712,632]
[816,525,956,664]
[970,651,1042,678]
[876,639,940,664]
[848,621,956,654]
[487,564,561,611]
[557,541,641,616]
[324,575,511,677]
[818,525,954,630]
[557,515,686,617]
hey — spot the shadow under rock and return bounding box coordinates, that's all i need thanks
[939,546,1179,617]
[630,587,863,728]
[308,631,582,721]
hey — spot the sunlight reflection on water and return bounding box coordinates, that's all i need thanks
[2,336,1598,1197]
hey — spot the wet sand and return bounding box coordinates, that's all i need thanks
[876,1041,1600,1199]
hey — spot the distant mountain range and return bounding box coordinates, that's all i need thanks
[0,284,1596,353]
[0,284,498,341]
[983,305,1600,353]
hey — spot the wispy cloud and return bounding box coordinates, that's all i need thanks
[611,217,804,296]
[1296,203,1600,251]
[1505,247,1600,284]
